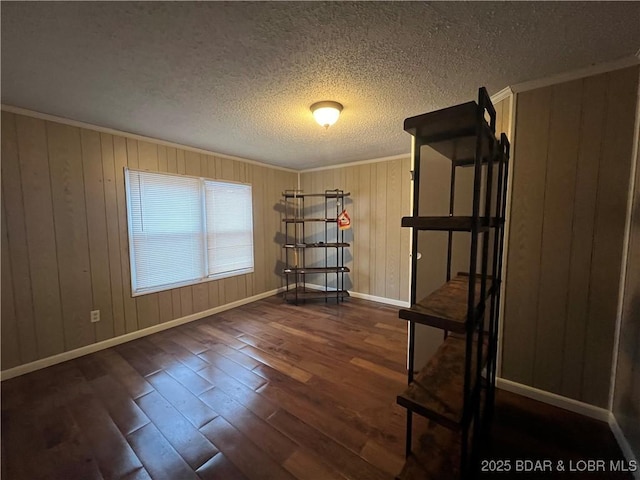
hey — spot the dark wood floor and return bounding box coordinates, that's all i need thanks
[1,295,630,479]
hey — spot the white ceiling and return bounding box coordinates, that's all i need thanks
[2,2,639,170]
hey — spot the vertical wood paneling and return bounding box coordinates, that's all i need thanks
[385,160,400,299]
[533,80,583,393]
[138,141,158,171]
[137,294,161,330]
[167,147,177,173]
[205,154,216,179]
[503,66,639,406]
[357,164,371,294]
[2,112,38,362]
[184,151,200,176]
[157,145,168,172]
[502,86,553,386]
[100,133,126,337]
[582,67,638,407]
[81,129,115,342]
[180,287,194,316]
[299,157,410,301]
[171,288,182,320]
[113,135,138,333]
[47,122,95,350]
[15,116,65,358]
[368,164,378,294]
[1,198,21,367]
[126,138,139,168]
[1,111,323,369]
[561,73,608,399]
[176,149,185,174]
[192,284,209,314]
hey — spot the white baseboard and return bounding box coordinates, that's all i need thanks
[0,288,283,381]
[609,414,640,479]
[497,378,639,475]
[496,377,611,422]
[303,282,410,308]
[348,291,410,308]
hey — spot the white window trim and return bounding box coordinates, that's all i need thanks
[125,167,254,297]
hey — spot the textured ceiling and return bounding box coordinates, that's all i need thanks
[2,2,639,169]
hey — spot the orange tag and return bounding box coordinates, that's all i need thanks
[337,209,351,230]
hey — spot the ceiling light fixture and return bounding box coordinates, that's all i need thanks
[310,101,343,128]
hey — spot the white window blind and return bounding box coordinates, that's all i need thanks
[205,181,254,279]
[125,169,254,295]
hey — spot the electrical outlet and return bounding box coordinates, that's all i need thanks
[90,310,100,323]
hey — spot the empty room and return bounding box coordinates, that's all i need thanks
[1,2,639,479]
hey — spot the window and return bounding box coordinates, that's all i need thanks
[125,168,254,295]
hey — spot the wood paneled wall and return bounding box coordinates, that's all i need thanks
[1,111,297,370]
[502,66,639,407]
[300,157,412,302]
[613,131,640,457]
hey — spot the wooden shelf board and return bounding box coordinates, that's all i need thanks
[283,218,338,223]
[427,132,495,167]
[283,267,350,274]
[404,101,479,139]
[398,275,484,332]
[396,420,461,480]
[400,216,501,231]
[397,334,487,430]
[282,242,350,248]
[404,101,498,165]
[282,191,350,198]
[283,288,349,302]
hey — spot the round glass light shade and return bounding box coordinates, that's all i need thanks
[310,101,343,128]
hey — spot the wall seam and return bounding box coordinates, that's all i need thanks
[560,78,586,397]
[44,120,67,356]
[78,127,98,343]
[9,113,36,363]
[531,87,554,387]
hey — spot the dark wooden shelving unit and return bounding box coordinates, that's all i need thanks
[397,333,489,430]
[397,87,510,479]
[399,274,495,332]
[281,189,350,304]
[400,216,501,231]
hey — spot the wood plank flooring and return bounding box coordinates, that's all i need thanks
[1,295,632,480]
[1,296,409,480]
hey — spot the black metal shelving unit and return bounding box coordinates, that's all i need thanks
[397,87,511,479]
[281,189,350,304]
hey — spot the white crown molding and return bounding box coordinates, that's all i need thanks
[511,55,640,94]
[300,153,410,173]
[0,104,298,174]
[490,86,513,104]
[0,288,284,381]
